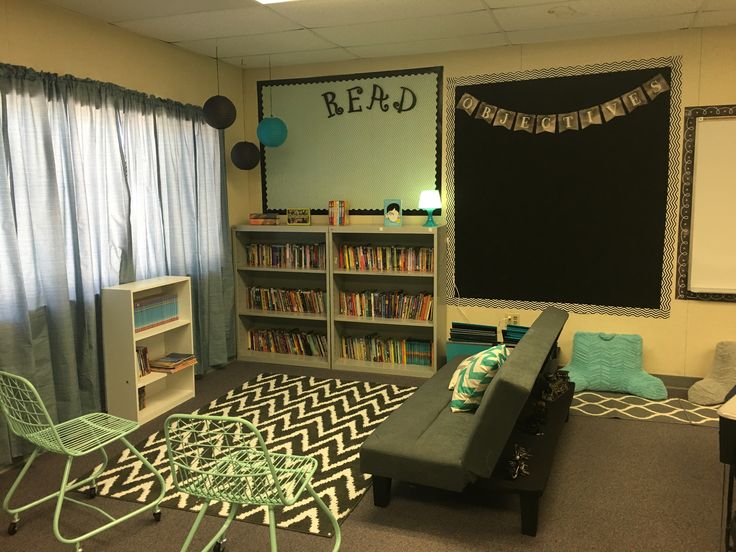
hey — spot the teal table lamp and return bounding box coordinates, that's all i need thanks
[418,190,441,227]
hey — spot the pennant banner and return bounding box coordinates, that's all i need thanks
[456,73,669,135]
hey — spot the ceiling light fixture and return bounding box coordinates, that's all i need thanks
[231,59,261,171]
[202,45,237,129]
[256,57,288,148]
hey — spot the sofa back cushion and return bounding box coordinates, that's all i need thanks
[462,307,568,479]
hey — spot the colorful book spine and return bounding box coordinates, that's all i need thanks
[340,335,433,366]
[245,243,326,269]
[336,245,433,273]
[338,290,432,321]
[246,328,328,357]
[248,287,326,314]
[133,294,179,332]
[328,200,349,225]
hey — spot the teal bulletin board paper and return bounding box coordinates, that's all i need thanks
[259,68,441,213]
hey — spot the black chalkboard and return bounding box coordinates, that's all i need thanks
[453,67,671,310]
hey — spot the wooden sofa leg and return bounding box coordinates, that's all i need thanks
[520,493,539,536]
[372,475,392,507]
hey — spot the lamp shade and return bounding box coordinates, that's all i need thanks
[230,141,260,170]
[257,117,288,147]
[203,95,236,129]
[418,190,441,210]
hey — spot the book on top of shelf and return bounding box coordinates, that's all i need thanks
[149,352,195,367]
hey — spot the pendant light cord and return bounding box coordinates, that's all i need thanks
[241,59,247,136]
[216,46,221,95]
[268,56,273,117]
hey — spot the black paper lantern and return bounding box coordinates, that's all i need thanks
[231,141,260,170]
[203,95,236,129]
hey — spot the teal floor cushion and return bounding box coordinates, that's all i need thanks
[566,332,667,400]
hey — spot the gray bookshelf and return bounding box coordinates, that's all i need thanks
[233,224,445,378]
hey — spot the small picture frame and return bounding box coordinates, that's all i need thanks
[286,208,311,226]
[383,199,402,227]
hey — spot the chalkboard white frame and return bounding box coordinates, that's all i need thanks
[676,104,736,302]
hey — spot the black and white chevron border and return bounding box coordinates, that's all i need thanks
[91,373,415,536]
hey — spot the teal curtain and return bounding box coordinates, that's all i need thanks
[0,63,234,464]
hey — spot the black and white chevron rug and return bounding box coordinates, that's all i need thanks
[91,373,415,536]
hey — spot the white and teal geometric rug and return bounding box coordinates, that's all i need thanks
[571,391,719,426]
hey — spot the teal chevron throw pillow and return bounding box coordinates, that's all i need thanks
[450,345,510,413]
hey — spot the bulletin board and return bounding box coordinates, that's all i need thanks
[258,67,442,215]
[445,58,681,318]
[677,105,736,302]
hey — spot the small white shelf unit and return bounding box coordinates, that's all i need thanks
[234,225,331,369]
[233,224,445,379]
[102,276,196,424]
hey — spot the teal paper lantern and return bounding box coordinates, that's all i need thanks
[257,117,288,147]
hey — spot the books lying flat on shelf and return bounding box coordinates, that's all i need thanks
[502,324,530,345]
[249,213,279,225]
[337,244,433,272]
[134,294,178,332]
[247,328,328,357]
[149,352,197,373]
[248,286,326,314]
[245,243,326,269]
[340,335,433,366]
[449,321,497,344]
[339,290,433,321]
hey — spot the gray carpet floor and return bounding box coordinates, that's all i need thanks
[0,361,725,551]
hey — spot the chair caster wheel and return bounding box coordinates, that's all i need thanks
[86,486,97,499]
[153,510,162,522]
[8,521,18,535]
[213,540,225,552]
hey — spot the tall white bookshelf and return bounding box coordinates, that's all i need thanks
[233,225,331,369]
[102,276,195,424]
[330,225,446,378]
[233,224,445,379]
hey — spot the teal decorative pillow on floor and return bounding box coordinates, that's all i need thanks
[450,344,510,412]
[566,332,667,400]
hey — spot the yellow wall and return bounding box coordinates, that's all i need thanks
[239,26,736,378]
[3,0,735,378]
[0,0,250,225]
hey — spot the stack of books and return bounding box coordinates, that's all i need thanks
[249,213,279,225]
[328,200,348,225]
[133,294,178,333]
[340,335,433,366]
[339,290,433,321]
[502,324,530,345]
[135,345,152,377]
[247,328,328,357]
[245,243,326,269]
[337,244,434,272]
[149,352,197,373]
[248,286,326,314]
[449,322,498,344]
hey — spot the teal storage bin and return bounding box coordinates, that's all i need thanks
[446,341,493,362]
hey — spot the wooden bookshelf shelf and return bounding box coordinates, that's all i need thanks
[237,266,326,274]
[239,309,327,321]
[332,269,433,278]
[333,315,433,327]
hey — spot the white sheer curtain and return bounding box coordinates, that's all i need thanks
[0,64,234,464]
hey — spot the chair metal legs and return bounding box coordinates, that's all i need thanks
[179,499,237,552]
[3,437,165,550]
[305,483,342,552]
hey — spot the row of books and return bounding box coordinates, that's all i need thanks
[244,243,326,270]
[249,213,279,225]
[134,294,178,333]
[328,200,349,226]
[247,328,328,357]
[338,290,433,321]
[337,245,434,273]
[503,324,530,345]
[449,321,498,344]
[341,335,433,366]
[248,286,326,314]
[136,346,197,376]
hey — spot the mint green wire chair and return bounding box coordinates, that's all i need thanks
[164,414,341,552]
[0,370,166,551]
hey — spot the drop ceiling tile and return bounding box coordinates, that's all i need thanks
[701,0,736,9]
[44,0,257,23]
[266,0,485,28]
[694,9,736,26]
[347,33,508,59]
[316,11,498,47]
[494,0,701,32]
[116,6,299,42]
[507,14,694,44]
[175,29,335,58]
[224,48,358,68]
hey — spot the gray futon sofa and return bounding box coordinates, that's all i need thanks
[360,306,571,535]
